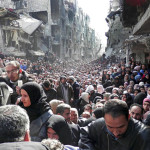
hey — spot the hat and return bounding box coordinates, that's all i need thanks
[42,80,50,88]
[143,98,150,104]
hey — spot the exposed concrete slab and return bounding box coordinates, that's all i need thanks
[133,4,150,35]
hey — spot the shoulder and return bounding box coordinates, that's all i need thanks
[0,142,49,150]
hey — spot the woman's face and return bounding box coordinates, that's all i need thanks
[21,89,31,107]
[47,128,59,140]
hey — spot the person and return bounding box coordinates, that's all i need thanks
[0,82,10,105]
[46,114,73,145]
[49,99,64,114]
[70,108,79,124]
[129,103,143,121]
[79,99,150,150]
[143,98,150,114]
[57,76,74,105]
[19,82,53,141]
[0,105,49,150]
[1,61,33,104]
[67,76,80,107]
[56,103,80,146]
[42,80,57,102]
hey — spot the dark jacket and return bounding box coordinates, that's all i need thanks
[0,142,49,150]
[57,83,74,105]
[43,87,57,102]
[79,118,150,150]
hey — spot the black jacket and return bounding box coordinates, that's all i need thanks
[79,118,150,150]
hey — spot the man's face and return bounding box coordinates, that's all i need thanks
[6,65,19,82]
[62,108,71,123]
[143,102,150,113]
[61,78,66,84]
[105,114,128,139]
[84,106,92,114]
[129,106,142,120]
[70,110,78,124]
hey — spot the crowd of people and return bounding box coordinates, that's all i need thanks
[0,55,150,150]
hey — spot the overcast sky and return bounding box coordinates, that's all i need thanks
[77,0,110,53]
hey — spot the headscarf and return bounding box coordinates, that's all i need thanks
[20,82,50,122]
[47,115,72,145]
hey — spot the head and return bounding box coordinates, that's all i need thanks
[60,76,67,84]
[143,98,150,113]
[70,108,78,124]
[82,111,91,119]
[0,105,30,143]
[49,99,64,114]
[43,80,51,90]
[56,103,71,123]
[47,115,72,145]
[129,103,143,121]
[67,76,75,84]
[41,139,64,150]
[84,104,92,114]
[104,99,129,139]
[5,61,20,82]
[21,82,44,107]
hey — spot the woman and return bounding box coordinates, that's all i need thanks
[122,92,133,108]
[47,114,73,145]
[19,82,53,141]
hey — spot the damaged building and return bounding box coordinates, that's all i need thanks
[0,0,101,61]
[105,0,150,65]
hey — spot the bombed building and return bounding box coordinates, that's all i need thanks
[105,0,150,65]
[0,0,101,61]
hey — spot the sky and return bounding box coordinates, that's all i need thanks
[77,0,110,53]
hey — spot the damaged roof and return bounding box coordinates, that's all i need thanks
[13,15,42,35]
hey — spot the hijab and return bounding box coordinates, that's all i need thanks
[20,82,50,122]
[47,115,72,145]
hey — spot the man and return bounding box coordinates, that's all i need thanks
[70,108,78,124]
[1,61,32,104]
[129,103,143,121]
[67,76,80,107]
[0,105,49,150]
[79,99,150,150]
[42,80,57,102]
[56,103,80,146]
[56,103,71,123]
[57,76,74,105]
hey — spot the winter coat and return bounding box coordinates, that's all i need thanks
[56,83,74,105]
[79,118,150,150]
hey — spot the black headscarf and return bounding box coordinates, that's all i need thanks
[47,115,73,145]
[19,82,50,122]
